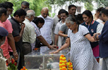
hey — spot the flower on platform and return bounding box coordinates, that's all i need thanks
[20,66,27,70]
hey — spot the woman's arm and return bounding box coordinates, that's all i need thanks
[85,34,96,42]
[50,38,70,54]
[58,31,68,37]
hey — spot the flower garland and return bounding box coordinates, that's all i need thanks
[59,54,73,70]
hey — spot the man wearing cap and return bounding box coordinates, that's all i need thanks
[0,26,8,70]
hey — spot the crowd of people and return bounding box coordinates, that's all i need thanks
[0,1,108,70]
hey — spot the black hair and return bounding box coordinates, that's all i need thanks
[76,14,83,23]
[82,10,93,20]
[0,35,4,39]
[68,5,77,10]
[96,7,104,17]
[21,1,29,6]
[96,7,104,12]
[58,9,65,15]
[13,8,26,17]
[32,17,45,25]
[4,2,13,9]
[0,3,7,9]
[60,9,68,16]
[0,8,7,17]
[101,8,108,16]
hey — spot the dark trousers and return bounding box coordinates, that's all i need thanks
[22,42,32,66]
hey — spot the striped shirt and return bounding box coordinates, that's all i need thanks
[31,22,41,37]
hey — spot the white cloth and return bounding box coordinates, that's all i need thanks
[40,46,50,54]
[68,25,100,70]
[7,15,11,19]
[96,19,104,33]
[38,15,54,44]
[0,49,7,70]
[23,18,36,50]
[54,21,65,48]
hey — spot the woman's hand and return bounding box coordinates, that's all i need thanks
[50,50,59,54]
[49,45,58,50]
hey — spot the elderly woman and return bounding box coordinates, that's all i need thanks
[51,16,100,70]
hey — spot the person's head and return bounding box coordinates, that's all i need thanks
[68,5,77,16]
[21,1,29,10]
[41,7,49,18]
[26,10,35,21]
[101,8,108,22]
[60,9,68,22]
[0,26,8,46]
[14,8,26,23]
[0,7,7,22]
[3,2,13,15]
[32,17,45,29]
[58,9,66,19]
[76,14,84,24]
[95,7,103,19]
[65,16,80,30]
[82,10,93,23]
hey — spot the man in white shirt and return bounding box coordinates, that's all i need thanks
[54,9,68,47]
[95,7,104,33]
[38,7,54,53]
[22,10,36,55]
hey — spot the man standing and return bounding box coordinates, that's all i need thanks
[94,8,108,70]
[22,10,36,55]
[3,2,13,19]
[54,9,68,47]
[68,5,77,17]
[38,7,54,53]
[9,9,26,70]
[21,1,29,10]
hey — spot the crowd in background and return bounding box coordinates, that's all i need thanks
[0,1,108,70]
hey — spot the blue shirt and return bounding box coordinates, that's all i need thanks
[99,20,108,58]
[81,21,99,48]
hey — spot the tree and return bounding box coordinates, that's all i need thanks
[84,2,93,11]
[0,0,51,16]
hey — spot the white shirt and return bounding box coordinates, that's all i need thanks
[23,18,36,44]
[54,21,65,34]
[38,15,54,44]
[96,19,104,33]
[54,21,65,48]
[7,15,11,19]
